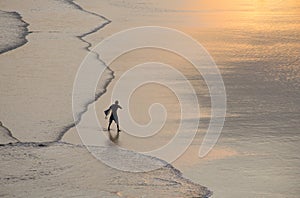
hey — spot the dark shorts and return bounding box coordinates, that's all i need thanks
[109,114,118,123]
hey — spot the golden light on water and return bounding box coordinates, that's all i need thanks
[175,0,300,30]
[181,0,300,12]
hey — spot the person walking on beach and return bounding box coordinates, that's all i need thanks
[104,100,122,132]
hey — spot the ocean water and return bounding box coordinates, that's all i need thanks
[185,3,300,198]
[162,1,300,197]
[85,0,300,197]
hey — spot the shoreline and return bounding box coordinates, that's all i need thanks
[0,0,114,144]
[0,142,212,197]
[53,0,115,142]
[0,10,29,54]
[0,0,212,197]
[0,0,114,142]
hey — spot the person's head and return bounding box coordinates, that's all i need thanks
[115,100,119,105]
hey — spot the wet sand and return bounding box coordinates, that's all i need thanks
[0,142,210,197]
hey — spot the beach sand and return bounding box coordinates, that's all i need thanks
[0,143,210,197]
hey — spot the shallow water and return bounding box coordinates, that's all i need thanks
[165,1,300,197]
[83,1,300,197]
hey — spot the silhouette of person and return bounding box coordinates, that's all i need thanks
[105,100,122,132]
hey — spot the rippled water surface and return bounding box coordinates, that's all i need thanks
[104,0,300,197]
[166,1,300,197]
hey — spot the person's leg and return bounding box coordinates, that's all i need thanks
[108,116,113,131]
[112,119,120,132]
[115,117,120,132]
[108,120,112,131]
[117,123,120,132]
